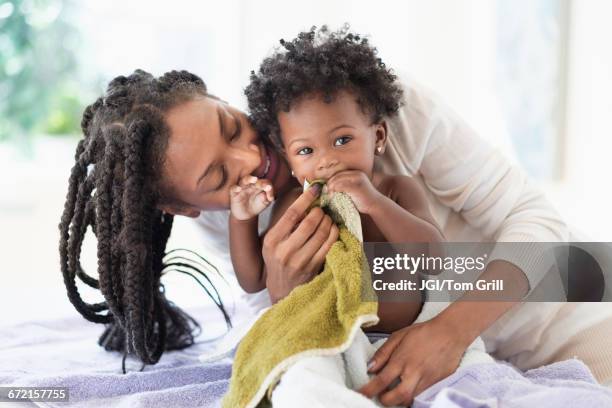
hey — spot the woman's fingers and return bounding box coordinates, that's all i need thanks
[291,215,337,272]
[411,373,436,400]
[379,372,420,407]
[358,363,402,400]
[266,184,322,243]
[313,222,339,262]
[367,331,403,374]
[304,222,339,275]
[359,331,407,398]
[282,207,326,251]
[289,213,331,264]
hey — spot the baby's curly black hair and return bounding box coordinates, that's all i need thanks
[246,25,403,150]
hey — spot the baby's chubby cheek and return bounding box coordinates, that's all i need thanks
[284,160,309,185]
[294,173,310,187]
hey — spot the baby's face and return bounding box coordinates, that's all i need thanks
[277,90,386,186]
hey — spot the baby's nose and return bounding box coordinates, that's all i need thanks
[316,157,341,179]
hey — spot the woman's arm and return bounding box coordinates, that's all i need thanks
[359,78,569,406]
[390,78,569,288]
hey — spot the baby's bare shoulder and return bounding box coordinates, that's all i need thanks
[379,173,431,214]
[377,173,424,198]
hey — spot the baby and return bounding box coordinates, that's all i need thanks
[229,26,446,332]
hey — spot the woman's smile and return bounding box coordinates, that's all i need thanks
[253,142,281,187]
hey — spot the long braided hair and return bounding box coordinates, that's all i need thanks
[59,69,230,372]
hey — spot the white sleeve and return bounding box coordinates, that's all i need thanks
[396,78,569,289]
[193,208,274,314]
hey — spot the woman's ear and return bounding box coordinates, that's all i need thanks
[374,120,388,155]
[158,203,201,218]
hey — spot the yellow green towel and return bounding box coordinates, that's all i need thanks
[223,191,378,408]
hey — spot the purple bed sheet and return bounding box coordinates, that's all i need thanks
[2,306,611,408]
[0,306,231,408]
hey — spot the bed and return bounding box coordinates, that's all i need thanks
[2,301,611,408]
[0,304,235,408]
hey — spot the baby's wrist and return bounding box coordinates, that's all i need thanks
[229,211,258,224]
[363,192,389,215]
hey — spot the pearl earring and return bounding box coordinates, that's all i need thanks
[377,146,383,154]
[291,170,295,176]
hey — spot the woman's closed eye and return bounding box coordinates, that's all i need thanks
[230,115,242,141]
[226,112,242,141]
[215,166,228,191]
[202,165,228,193]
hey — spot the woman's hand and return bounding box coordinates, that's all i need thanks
[361,261,528,406]
[262,184,339,303]
[359,315,472,407]
[326,170,383,214]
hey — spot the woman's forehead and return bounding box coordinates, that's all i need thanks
[165,96,221,141]
[162,97,222,187]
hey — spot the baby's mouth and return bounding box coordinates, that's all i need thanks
[303,178,327,191]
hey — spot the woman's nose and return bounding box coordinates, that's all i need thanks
[229,142,261,178]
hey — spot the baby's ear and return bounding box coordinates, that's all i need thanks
[374,120,388,154]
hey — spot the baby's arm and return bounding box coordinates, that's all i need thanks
[229,177,274,293]
[367,175,445,333]
[369,175,445,244]
[229,215,266,293]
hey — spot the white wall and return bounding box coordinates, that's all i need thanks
[545,0,612,240]
[2,0,611,324]
[237,0,512,154]
[78,0,511,151]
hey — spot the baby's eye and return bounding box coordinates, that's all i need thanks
[297,147,313,155]
[334,136,352,146]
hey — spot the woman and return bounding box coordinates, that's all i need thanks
[59,66,611,406]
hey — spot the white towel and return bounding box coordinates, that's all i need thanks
[271,301,492,407]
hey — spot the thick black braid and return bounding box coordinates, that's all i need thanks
[59,69,229,371]
[60,136,112,322]
[75,199,99,289]
[96,126,126,328]
[121,113,156,362]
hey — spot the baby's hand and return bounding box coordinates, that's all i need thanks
[230,176,275,220]
[326,170,382,214]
